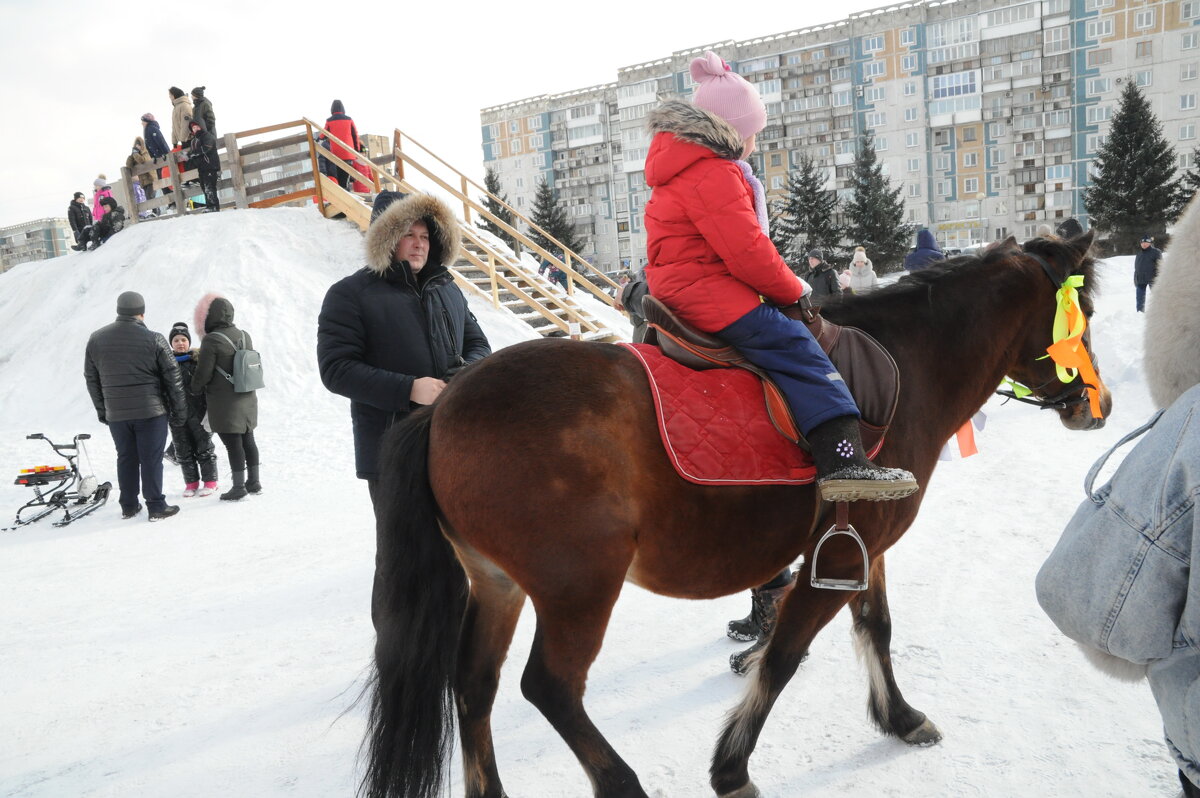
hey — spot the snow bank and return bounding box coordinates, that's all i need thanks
[0,218,1178,797]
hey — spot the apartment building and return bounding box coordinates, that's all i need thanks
[0,218,72,273]
[482,0,1200,271]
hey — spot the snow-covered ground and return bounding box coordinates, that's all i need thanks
[0,212,1177,797]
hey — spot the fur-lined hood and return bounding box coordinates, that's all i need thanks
[1144,194,1200,409]
[365,193,461,276]
[646,101,744,162]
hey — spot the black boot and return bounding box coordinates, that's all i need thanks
[729,577,796,675]
[221,470,248,501]
[245,464,262,495]
[727,570,795,641]
[807,415,918,502]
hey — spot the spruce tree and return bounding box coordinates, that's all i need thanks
[1084,82,1181,252]
[770,152,842,271]
[477,166,516,252]
[843,133,913,272]
[528,179,585,259]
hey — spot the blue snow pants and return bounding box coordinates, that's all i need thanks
[109,414,169,513]
[717,304,860,437]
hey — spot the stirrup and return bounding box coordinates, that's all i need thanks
[810,502,868,591]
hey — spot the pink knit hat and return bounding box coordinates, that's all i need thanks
[689,51,767,141]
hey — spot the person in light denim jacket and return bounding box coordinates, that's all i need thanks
[1037,194,1200,797]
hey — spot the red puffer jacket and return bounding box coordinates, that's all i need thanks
[643,102,803,333]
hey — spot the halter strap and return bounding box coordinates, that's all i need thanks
[1023,249,1063,288]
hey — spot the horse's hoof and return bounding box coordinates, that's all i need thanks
[718,782,761,798]
[901,716,942,746]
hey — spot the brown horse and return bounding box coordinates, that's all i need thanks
[361,233,1110,798]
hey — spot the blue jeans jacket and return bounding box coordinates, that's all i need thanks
[1037,383,1200,786]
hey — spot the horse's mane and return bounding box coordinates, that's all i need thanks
[822,236,1096,329]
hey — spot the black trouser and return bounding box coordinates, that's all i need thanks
[198,167,220,211]
[217,430,258,471]
[335,166,351,189]
[170,416,217,483]
[366,478,384,628]
[109,415,169,512]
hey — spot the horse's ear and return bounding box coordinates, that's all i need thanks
[1069,230,1095,259]
[985,236,1020,256]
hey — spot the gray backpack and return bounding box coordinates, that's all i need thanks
[209,331,265,392]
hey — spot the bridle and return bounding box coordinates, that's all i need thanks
[994,246,1100,414]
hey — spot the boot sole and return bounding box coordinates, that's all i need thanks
[819,478,919,503]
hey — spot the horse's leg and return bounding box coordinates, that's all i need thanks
[521,583,647,798]
[710,572,854,798]
[455,560,527,798]
[848,555,941,745]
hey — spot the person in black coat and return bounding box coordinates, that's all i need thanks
[800,249,842,304]
[317,191,491,504]
[903,228,945,272]
[68,192,93,250]
[167,322,219,496]
[141,113,171,159]
[187,119,221,212]
[84,291,187,521]
[90,196,125,248]
[1134,235,1164,312]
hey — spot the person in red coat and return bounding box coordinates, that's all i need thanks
[325,99,360,189]
[643,51,916,505]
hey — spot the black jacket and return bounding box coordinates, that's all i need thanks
[192,96,216,138]
[318,193,491,479]
[94,206,126,242]
[68,201,92,235]
[801,261,842,303]
[143,119,171,159]
[175,351,207,420]
[1134,245,1163,287]
[187,119,220,171]
[84,316,187,424]
[191,297,258,434]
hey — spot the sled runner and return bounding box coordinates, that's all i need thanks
[5,433,111,532]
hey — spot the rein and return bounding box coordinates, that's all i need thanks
[995,249,1104,417]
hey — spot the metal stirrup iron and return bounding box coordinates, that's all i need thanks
[810,502,869,591]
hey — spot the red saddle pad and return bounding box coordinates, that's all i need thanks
[623,343,819,486]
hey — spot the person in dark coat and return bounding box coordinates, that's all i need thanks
[186,119,221,212]
[79,196,125,250]
[1134,235,1163,313]
[191,294,260,501]
[168,322,219,497]
[324,99,360,189]
[800,249,842,304]
[190,86,216,137]
[317,191,491,505]
[903,229,945,272]
[141,113,171,159]
[68,192,93,250]
[84,291,186,521]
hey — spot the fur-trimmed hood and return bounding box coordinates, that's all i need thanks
[365,193,461,277]
[1144,194,1200,409]
[645,101,744,187]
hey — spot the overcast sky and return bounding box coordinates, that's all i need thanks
[0,0,871,228]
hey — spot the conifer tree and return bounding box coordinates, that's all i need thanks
[528,179,585,258]
[770,152,842,271]
[843,133,913,272]
[477,166,516,252]
[1084,82,1181,252]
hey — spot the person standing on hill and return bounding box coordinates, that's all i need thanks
[847,246,879,294]
[169,86,193,147]
[191,294,261,501]
[92,176,114,222]
[68,192,92,251]
[190,86,216,138]
[800,249,842,303]
[325,100,360,190]
[1134,234,1163,313]
[187,119,221,212]
[127,136,155,207]
[84,291,186,521]
[167,322,219,497]
[141,113,171,160]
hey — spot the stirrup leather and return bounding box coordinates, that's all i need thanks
[810,502,868,591]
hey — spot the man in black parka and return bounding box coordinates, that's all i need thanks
[317,191,491,510]
[68,192,92,250]
[84,291,187,521]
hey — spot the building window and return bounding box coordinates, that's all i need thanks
[1135,70,1153,88]
[906,131,920,147]
[1135,10,1154,29]
[1045,26,1070,54]
[1088,77,1111,94]
[1186,33,1200,51]
[991,173,1007,191]
[962,127,978,142]
[901,28,915,46]
[936,154,952,171]
[864,61,885,79]
[1183,94,1198,111]
[875,136,889,151]
[771,176,785,189]
[1084,0,1113,8]
[865,111,887,128]
[936,180,951,196]
[831,66,852,81]
[991,146,1007,165]
[934,129,950,146]
[963,152,978,167]
[904,107,919,123]
[1044,110,1070,127]
[812,48,826,61]
[1046,164,1071,180]
[1086,18,1113,39]
[863,35,884,52]
[1087,105,1112,124]
[1185,1,1200,19]
[930,71,978,99]
[989,121,1007,138]
[1182,63,1199,81]
[908,158,921,172]
[832,91,852,107]
[1182,124,1197,140]
[1087,49,1112,67]
[1136,41,1152,58]
[835,140,856,155]
[865,86,886,103]
[1086,133,1107,153]
[902,54,918,72]
[909,183,921,197]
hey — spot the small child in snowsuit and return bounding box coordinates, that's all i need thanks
[168,322,219,496]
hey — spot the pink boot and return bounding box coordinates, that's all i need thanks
[182,482,199,498]
[198,481,218,497]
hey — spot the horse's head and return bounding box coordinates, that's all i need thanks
[1000,231,1112,431]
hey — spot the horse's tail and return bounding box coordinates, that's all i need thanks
[361,406,467,798]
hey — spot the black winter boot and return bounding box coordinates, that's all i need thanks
[245,464,262,495]
[727,570,795,641]
[807,416,918,502]
[729,577,796,676]
[221,470,248,501]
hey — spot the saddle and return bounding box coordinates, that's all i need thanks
[640,295,899,453]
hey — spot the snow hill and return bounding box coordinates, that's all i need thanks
[0,213,1178,797]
